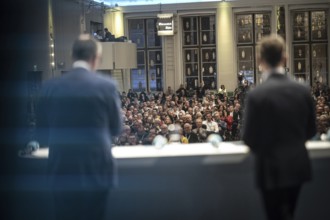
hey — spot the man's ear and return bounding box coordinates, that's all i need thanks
[91,54,101,71]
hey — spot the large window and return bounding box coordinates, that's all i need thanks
[182,15,217,90]
[128,19,163,91]
[236,12,271,84]
[291,10,328,85]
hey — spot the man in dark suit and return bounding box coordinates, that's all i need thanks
[37,34,122,220]
[183,123,199,143]
[104,27,115,42]
[242,35,316,220]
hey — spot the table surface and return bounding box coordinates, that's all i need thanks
[19,141,330,159]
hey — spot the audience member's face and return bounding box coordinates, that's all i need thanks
[133,119,140,128]
[204,109,210,115]
[185,114,192,123]
[161,125,168,134]
[126,110,132,117]
[235,104,240,111]
[165,117,172,125]
[154,118,161,126]
[137,125,144,133]
[184,124,191,133]
[206,114,212,121]
[128,136,136,145]
[196,119,203,128]
[321,96,325,103]
[147,117,153,123]
[196,112,202,118]
[148,129,157,140]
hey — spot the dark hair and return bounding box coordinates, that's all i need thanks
[258,35,285,68]
[72,34,99,62]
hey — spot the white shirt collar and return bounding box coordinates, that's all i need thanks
[73,60,92,71]
[261,66,285,83]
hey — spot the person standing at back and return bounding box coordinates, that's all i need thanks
[104,27,114,41]
[242,35,316,220]
[37,34,122,220]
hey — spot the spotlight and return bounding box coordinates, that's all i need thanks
[207,134,222,148]
[153,135,167,149]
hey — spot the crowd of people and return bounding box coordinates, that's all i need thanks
[114,81,330,146]
[116,82,248,146]
[312,82,330,139]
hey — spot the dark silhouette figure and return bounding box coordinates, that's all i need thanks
[37,34,122,220]
[243,35,316,220]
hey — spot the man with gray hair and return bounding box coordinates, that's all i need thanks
[243,35,316,220]
[37,34,122,220]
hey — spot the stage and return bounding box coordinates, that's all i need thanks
[14,141,330,220]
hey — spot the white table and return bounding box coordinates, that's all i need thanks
[23,141,330,160]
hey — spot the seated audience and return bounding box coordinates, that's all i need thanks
[115,82,328,146]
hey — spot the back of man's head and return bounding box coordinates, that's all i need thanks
[258,34,286,68]
[72,34,102,62]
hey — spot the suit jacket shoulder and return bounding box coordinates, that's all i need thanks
[243,73,316,150]
[242,73,316,189]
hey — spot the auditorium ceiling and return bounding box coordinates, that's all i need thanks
[94,0,224,7]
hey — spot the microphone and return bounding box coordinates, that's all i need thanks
[153,135,168,149]
[326,129,330,141]
[24,140,40,154]
[207,134,222,148]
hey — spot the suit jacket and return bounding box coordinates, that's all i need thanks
[192,127,208,142]
[183,132,199,144]
[37,67,122,191]
[242,73,316,190]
